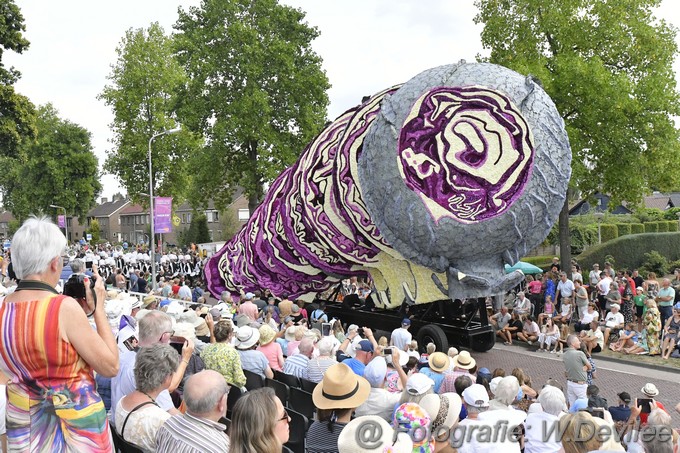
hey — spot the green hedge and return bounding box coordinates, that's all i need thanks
[631,223,645,234]
[658,221,669,232]
[600,224,618,243]
[616,223,632,237]
[523,255,554,270]
[644,222,659,233]
[669,221,679,232]
[577,232,680,272]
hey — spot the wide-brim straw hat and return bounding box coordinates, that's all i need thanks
[452,350,476,370]
[259,324,276,346]
[313,363,370,410]
[419,392,463,431]
[338,415,413,453]
[235,325,260,349]
[428,352,450,373]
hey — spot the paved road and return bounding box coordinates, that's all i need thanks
[473,342,680,425]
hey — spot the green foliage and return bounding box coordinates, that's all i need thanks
[174,0,331,211]
[638,250,669,277]
[630,223,645,234]
[663,207,680,220]
[2,104,101,220]
[669,260,680,272]
[635,208,666,223]
[475,0,680,206]
[657,221,669,233]
[99,23,201,206]
[219,209,241,241]
[7,218,19,236]
[644,222,658,233]
[604,255,616,268]
[180,212,211,246]
[600,224,618,243]
[546,222,597,254]
[522,255,554,269]
[668,221,679,233]
[616,223,631,237]
[577,232,680,272]
[89,218,100,243]
[0,1,36,162]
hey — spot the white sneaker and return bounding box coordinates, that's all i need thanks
[527,340,533,345]
[550,350,555,354]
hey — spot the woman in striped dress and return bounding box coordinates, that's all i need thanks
[0,217,119,452]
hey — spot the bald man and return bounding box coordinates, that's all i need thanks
[155,370,230,452]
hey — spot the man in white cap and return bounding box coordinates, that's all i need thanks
[603,303,624,345]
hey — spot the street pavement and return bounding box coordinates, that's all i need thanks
[473,342,680,425]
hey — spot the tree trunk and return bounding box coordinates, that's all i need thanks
[559,189,572,279]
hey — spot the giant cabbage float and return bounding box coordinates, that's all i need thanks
[205,62,571,308]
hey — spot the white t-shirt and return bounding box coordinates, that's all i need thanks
[587,328,605,349]
[354,388,402,421]
[456,409,526,453]
[524,411,563,453]
[581,311,599,324]
[390,327,412,351]
[525,321,540,335]
[557,279,575,298]
[605,311,624,328]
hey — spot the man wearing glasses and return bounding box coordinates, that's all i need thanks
[110,311,194,426]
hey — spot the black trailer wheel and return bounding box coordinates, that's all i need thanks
[416,324,448,353]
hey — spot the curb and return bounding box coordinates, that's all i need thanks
[496,339,680,374]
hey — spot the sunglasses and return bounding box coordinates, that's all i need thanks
[278,409,290,422]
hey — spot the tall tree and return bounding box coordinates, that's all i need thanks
[2,104,101,220]
[0,0,36,160]
[475,0,680,266]
[174,0,330,212]
[99,22,201,206]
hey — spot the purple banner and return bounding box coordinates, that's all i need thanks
[154,197,173,234]
[57,215,65,228]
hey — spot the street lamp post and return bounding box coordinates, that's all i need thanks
[593,212,605,244]
[148,126,181,291]
[50,204,68,243]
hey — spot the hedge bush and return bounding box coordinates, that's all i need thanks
[600,224,618,243]
[644,222,659,233]
[631,223,645,234]
[523,255,554,270]
[657,221,669,233]
[669,221,679,233]
[616,224,632,237]
[577,232,680,273]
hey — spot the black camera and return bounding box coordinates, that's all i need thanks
[63,274,96,300]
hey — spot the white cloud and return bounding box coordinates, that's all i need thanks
[4,0,679,199]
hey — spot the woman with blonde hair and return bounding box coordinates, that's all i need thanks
[229,387,289,453]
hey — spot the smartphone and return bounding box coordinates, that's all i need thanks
[321,322,332,337]
[384,347,392,355]
[86,261,93,269]
[169,335,187,344]
[638,398,652,414]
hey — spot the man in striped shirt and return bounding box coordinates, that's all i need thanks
[282,338,314,379]
[156,370,230,453]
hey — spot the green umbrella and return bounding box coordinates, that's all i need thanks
[504,261,543,275]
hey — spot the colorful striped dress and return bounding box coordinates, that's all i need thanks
[0,295,113,452]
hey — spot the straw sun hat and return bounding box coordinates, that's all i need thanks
[312,363,370,410]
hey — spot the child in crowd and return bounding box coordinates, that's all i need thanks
[537,317,559,352]
[609,322,638,352]
[552,296,572,325]
[624,328,649,355]
[552,323,570,356]
[537,295,555,325]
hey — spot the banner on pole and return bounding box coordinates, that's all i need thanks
[154,197,173,234]
[57,215,65,228]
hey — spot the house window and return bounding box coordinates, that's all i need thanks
[209,230,214,241]
[182,213,187,224]
[118,218,121,225]
[238,209,250,221]
[187,213,192,223]
[205,210,219,223]
[146,215,150,224]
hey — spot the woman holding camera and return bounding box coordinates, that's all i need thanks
[0,217,119,452]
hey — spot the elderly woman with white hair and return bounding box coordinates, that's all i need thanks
[307,336,337,383]
[116,344,179,452]
[524,385,567,453]
[0,217,119,451]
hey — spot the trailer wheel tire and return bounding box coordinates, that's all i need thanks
[416,325,448,353]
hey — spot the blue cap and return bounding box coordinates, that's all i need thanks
[569,398,588,413]
[674,302,680,310]
[356,339,374,353]
[402,318,411,326]
[160,299,171,308]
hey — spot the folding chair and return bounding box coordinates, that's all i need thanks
[111,426,145,453]
[284,407,309,453]
[298,377,317,394]
[226,385,243,419]
[243,369,264,391]
[274,369,301,389]
[265,377,290,406]
[288,387,315,420]
[218,416,231,434]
